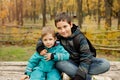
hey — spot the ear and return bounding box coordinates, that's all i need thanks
[70,22,73,28]
[54,37,57,41]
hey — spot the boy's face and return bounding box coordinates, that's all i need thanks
[56,21,72,38]
[42,34,56,48]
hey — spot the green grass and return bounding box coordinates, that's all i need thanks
[0,45,120,61]
[0,45,35,61]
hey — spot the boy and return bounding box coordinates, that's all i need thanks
[20,26,69,80]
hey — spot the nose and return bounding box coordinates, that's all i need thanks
[46,41,49,44]
[46,40,50,44]
[61,28,65,33]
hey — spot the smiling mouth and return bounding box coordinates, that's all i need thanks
[61,33,66,35]
[47,45,51,47]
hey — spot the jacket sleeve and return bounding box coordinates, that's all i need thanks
[79,36,93,62]
[53,44,70,61]
[25,52,42,76]
[36,38,45,53]
[78,33,93,73]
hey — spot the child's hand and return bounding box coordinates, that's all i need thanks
[40,49,47,55]
[20,75,29,80]
[44,53,52,61]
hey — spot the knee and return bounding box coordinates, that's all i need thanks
[101,58,110,72]
[56,61,66,68]
[30,71,44,80]
[56,61,62,66]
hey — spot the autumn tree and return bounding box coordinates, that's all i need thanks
[118,10,120,29]
[115,0,120,29]
[15,0,23,26]
[0,0,7,25]
[97,0,101,28]
[0,0,119,29]
[42,0,46,27]
[104,0,113,30]
[86,0,91,17]
[33,0,36,24]
[76,0,83,28]
[19,0,23,26]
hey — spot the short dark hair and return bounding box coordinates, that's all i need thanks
[54,12,71,26]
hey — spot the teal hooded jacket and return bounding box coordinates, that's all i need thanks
[25,41,69,76]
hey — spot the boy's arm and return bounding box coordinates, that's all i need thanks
[43,44,69,61]
[52,44,70,61]
[76,34,93,75]
[36,38,45,53]
[40,49,47,55]
[79,37,93,62]
[25,52,42,76]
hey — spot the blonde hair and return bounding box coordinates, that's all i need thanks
[41,26,56,39]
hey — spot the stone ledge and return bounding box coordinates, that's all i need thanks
[0,61,120,80]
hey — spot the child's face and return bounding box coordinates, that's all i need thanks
[56,20,72,38]
[42,34,56,48]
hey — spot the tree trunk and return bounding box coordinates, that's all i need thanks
[0,0,4,25]
[86,0,91,17]
[19,0,23,26]
[12,0,16,22]
[104,0,113,30]
[16,0,19,25]
[53,0,56,19]
[33,0,36,24]
[42,0,46,27]
[118,10,120,30]
[60,0,63,12]
[98,0,101,29]
[76,0,82,28]
[8,6,11,23]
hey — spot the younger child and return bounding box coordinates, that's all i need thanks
[20,26,69,80]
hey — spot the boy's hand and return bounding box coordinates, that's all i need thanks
[20,75,29,80]
[40,49,47,55]
[44,53,52,61]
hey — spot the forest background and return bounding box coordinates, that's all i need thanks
[0,0,120,61]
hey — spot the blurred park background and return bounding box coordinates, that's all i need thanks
[0,0,120,61]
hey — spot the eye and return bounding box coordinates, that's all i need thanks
[43,39,47,41]
[57,27,61,30]
[49,38,53,40]
[63,25,67,28]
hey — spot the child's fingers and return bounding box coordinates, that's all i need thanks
[25,76,29,80]
[20,75,29,80]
